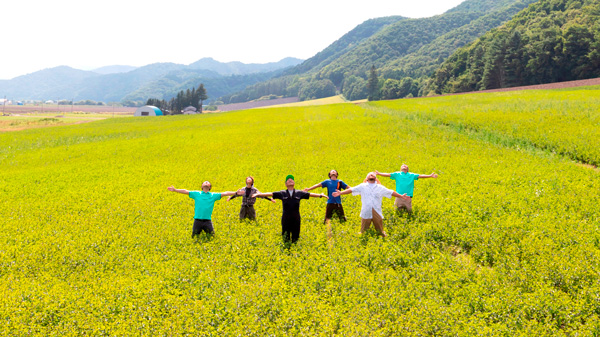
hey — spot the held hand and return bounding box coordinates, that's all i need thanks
[251,193,259,198]
[332,191,341,197]
[236,188,244,195]
[322,194,329,200]
[375,170,381,175]
[400,193,410,200]
[227,197,232,202]
[302,188,309,192]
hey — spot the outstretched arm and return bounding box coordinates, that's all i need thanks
[262,196,276,203]
[227,188,245,201]
[303,183,322,192]
[392,191,411,200]
[375,170,391,177]
[332,188,353,197]
[419,173,438,179]
[309,193,328,199]
[252,192,273,198]
[220,191,238,197]
[168,186,189,195]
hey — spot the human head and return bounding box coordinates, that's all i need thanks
[202,181,212,191]
[328,169,339,179]
[401,164,409,173]
[285,175,295,189]
[246,176,254,186]
[366,172,377,183]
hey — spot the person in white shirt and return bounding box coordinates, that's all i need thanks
[333,172,410,237]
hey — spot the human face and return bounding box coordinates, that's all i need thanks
[366,172,377,183]
[329,170,338,180]
[246,177,253,186]
[401,164,409,173]
[285,178,295,189]
[202,181,211,192]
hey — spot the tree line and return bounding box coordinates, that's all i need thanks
[146,84,207,114]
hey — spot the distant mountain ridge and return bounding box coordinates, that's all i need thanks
[92,65,138,75]
[0,58,304,103]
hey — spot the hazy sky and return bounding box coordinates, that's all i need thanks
[1,0,465,80]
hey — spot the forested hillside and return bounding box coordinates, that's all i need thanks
[432,0,600,94]
[219,0,537,103]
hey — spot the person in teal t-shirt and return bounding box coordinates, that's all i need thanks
[376,164,438,213]
[168,181,239,237]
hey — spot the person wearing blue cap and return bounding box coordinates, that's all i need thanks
[253,175,328,243]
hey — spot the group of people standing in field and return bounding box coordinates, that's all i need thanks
[167,165,438,243]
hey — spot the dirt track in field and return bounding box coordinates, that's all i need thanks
[444,77,600,96]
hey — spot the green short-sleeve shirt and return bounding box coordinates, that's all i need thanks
[390,172,419,197]
[189,191,222,220]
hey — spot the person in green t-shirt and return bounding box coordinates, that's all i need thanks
[168,181,239,237]
[376,164,438,213]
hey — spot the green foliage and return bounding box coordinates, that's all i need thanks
[2,83,600,334]
[433,0,600,94]
[342,76,368,101]
[298,79,337,101]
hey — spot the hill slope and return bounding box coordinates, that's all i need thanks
[432,0,600,93]
[219,0,537,103]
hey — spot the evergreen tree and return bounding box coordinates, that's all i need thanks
[367,65,380,101]
[197,84,208,113]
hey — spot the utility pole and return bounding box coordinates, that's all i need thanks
[2,96,6,115]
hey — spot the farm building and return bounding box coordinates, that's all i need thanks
[183,106,198,114]
[134,105,163,116]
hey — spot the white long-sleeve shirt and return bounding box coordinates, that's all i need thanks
[351,183,394,219]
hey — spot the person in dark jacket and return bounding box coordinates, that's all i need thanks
[253,175,327,243]
[227,176,275,220]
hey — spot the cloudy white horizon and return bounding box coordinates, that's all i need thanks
[1,0,465,80]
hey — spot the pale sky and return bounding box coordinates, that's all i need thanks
[0,0,465,80]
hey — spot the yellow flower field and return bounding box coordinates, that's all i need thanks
[1,88,599,335]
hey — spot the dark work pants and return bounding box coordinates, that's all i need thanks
[281,217,301,243]
[193,219,214,237]
[239,205,256,220]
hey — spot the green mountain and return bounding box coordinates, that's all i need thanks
[432,0,600,94]
[220,0,538,103]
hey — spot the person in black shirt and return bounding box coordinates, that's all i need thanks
[253,175,327,243]
[227,176,275,220]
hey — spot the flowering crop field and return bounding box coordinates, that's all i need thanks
[1,88,600,335]
[374,87,600,167]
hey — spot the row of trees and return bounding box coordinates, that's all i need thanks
[146,84,207,114]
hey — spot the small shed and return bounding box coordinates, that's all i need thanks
[134,105,163,116]
[183,106,198,114]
